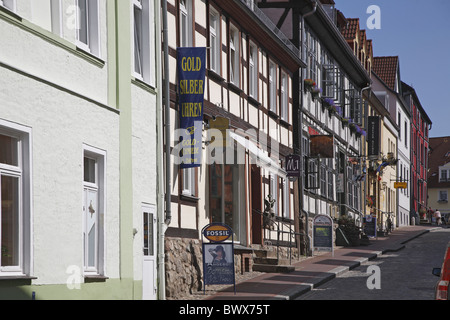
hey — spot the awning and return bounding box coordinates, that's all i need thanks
[229,131,287,178]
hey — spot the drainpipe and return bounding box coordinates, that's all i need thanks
[300,0,317,256]
[162,0,172,227]
[157,0,171,301]
[360,84,371,222]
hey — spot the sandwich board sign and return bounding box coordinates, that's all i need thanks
[201,223,236,295]
[313,215,334,256]
[363,215,377,239]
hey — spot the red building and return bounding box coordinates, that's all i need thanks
[402,82,432,222]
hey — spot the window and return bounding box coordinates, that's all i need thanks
[76,0,100,56]
[440,168,448,182]
[249,44,257,98]
[182,168,196,197]
[209,8,220,74]
[51,0,63,36]
[269,62,276,113]
[229,26,240,86]
[209,148,245,241]
[280,72,288,121]
[327,169,334,201]
[133,0,155,85]
[404,121,408,147]
[269,173,278,217]
[82,146,105,275]
[281,178,290,219]
[179,0,192,47]
[347,165,353,207]
[0,0,15,12]
[306,30,317,84]
[320,162,327,198]
[0,121,32,276]
[322,64,336,99]
[439,190,448,202]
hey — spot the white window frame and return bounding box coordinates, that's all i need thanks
[439,190,448,202]
[280,72,288,122]
[229,25,240,86]
[182,167,196,197]
[82,145,106,276]
[132,0,155,85]
[76,0,101,57]
[0,120,32,277]
[269,173,278,217]
[50,0,63,36]
[249,43,257,98]
[179,0,192,47]
[209,8,220,74]
[281,178,290,219]
[440,168,448,182]
[269,62,276,113]
[0,0,16,12]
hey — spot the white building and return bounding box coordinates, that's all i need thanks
[0,0,161,299]
[373,56,411,228]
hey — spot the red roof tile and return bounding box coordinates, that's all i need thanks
[341,18,359,40]
[372,56,399,91]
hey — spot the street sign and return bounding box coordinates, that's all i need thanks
[201,223,236,295]
[394,182,407,189]
[285,154,301,181]
[203,223,232,242]
[363,215,377,238]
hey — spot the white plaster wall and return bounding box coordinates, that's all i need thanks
[0,66,120,285]
[131,84,158,281]
[0,1,109,105]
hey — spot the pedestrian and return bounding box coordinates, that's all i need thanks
[387,216,392,233]
[435,209,442,226]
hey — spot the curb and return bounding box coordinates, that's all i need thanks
[280,228,435,300]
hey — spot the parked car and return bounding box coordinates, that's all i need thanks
[432,241,450,300]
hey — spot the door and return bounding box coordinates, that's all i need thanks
[142,204,157,300]
[251,165,263,245]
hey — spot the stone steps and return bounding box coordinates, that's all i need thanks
[252,248,295,273]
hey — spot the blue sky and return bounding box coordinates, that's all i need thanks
[335,0,450,138]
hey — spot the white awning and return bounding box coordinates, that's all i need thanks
[229,131,287,178]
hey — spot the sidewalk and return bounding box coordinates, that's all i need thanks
[205,225,437,300]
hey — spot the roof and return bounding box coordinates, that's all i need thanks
[401,82,432,125]
[341,18,359,40]
[428,137,450,188]
[372,56,399,91]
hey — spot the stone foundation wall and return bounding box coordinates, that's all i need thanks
[165,237,301,299]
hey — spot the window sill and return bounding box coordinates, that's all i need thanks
[84,275,109,283]
[248,96,261,108]
[279,118,291,128]
[228,82,242,94]
[207,69,224,83]
[0,4,21,21]
[180,194,200,202]
[75,45,105,66]
[132,77,157,94]
[268,110,279,120]
[0,275,37,281]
